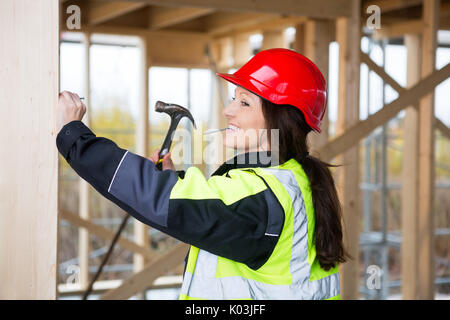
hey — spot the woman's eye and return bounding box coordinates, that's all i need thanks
[241,101,250,107]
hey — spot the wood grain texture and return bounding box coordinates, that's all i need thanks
[0,0,59,299]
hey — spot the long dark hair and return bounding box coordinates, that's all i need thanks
[261,99,349,271]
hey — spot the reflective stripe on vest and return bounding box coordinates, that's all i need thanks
[180,164,340,300]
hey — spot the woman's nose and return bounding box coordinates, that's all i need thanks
[222,101,237,119]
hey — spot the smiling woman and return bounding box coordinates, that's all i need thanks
[56,48,344,300]
[222,86,268,152]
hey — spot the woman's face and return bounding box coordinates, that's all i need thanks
[222,86,269,152]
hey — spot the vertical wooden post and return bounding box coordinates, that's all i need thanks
[418,0,439,300]
[293,23,305,54]
[303,19,331,151]
[208,39,231,175]
[401,34,421,300]
[261,29,288,50]
[134,36,150,299]
[0,0,59,299]
[335,0,361,300]
[78,32,91,290]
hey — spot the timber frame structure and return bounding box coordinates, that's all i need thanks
[1,0,449,300]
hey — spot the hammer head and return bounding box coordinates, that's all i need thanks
[155,100,196,129]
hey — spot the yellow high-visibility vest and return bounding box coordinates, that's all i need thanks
[179,159,340,300]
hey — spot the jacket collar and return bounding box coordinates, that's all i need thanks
[211,151,279,176]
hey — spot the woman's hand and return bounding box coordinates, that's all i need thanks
[149,149,175,171]
[57,91,86,132]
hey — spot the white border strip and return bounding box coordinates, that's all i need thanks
[108,151,129,193]
[264,232,279,237]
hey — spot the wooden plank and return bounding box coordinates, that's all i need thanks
[335,0,361,300]
[303,19,331,151]
[204,12,277,36]
[60,209,156,261]
[293,22,306,54]
[0,0,59,299]
[146,30,211,68]
[78,32,91,290]
[101,243,189,299]
[100,0,351,19]
[134,36,151,299]
[88,1,147,25]
[417,0,439,300]
[148,6,214,30]
[319,62,450,161]
[374,19,426,40]
[401,33,421,300]
[362,0,422,13]
[261,29,287,50]
[58,277,182,296]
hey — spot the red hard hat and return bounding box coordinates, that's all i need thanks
[217,48,327,132]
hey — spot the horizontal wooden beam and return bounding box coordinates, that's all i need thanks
[88,1,148,25]
[101,242,189,299]
[148,6,214,30]
[204,12,276,35]
[373,19,426,40]
[58,277,182,296]
[101,0,351,19]
[319,62,450,160]
[60,209,156,261]
[362,0,422,13]
[214,15,307,39]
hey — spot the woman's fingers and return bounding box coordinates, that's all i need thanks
[149,149,160,164]
[149,149,174,171]
[162,152,175,171]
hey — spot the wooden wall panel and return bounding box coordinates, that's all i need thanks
[0,0,59,299]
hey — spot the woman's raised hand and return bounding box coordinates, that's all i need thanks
[57,91,86,132]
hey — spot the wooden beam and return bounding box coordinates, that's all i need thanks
[360,51,404,93]
[233,32,253,67]
[361,49,450,140]
[212,16,307,39]
[0,0,59,299]
[148,6,214,30]
[302,19,332,151]
[362,0,422,13]
[58,277,182,296]
[60,209,156,261]
[261,29,288,50]
[78,32,92,290]
[401,33,421,300]
[204,12,277,36]
[101,0,351,19]
[335,0,361,300]
[88,1,147,26]
[374,19,426,40]
[134,36,151,299]
[319,62,450,161]
[146,30,211,68]
[417,0,439,300]
[101,243,189,299]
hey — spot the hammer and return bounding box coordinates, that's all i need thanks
[155,100,196,170]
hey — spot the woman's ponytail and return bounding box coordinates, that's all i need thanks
[261,99,350,271]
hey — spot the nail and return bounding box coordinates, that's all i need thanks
[203,128,227,135]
